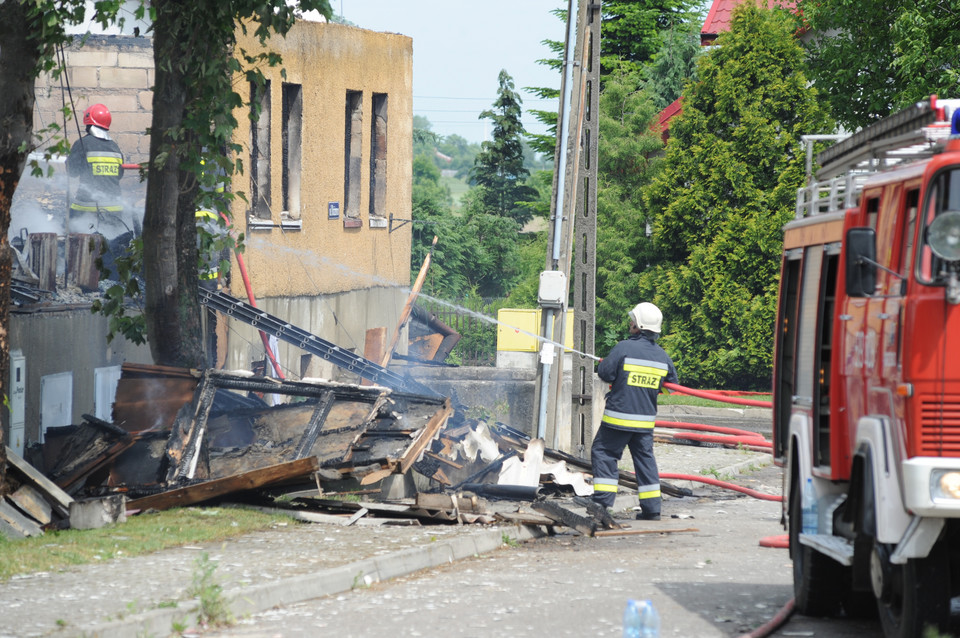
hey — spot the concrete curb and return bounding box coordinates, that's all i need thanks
[75,524,547,638]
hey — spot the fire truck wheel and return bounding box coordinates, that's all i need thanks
[873,539,950,638]
[789,477,844,616]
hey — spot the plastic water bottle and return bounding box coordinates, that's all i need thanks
[623,599,660,638]
[801,477,818,534]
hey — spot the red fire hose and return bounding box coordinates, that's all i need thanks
[664,382,772,408]
[659,473,781,501]
[216,211,284,379]
[735,598,795,638]
[653,385,789,637]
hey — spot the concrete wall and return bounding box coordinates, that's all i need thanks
[224,286,408,382]
[230,21,414,300]
[4,307,153,451]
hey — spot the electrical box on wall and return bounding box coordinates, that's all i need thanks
[538,271,567,309]
[9,350,25,456]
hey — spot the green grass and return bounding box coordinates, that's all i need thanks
[0,506,296,582]
[658,392,772,409]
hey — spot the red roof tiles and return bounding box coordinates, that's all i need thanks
[701,0,797,45]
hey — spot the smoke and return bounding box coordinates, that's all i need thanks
[10,158,145,244]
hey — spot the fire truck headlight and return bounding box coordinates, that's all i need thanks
[932,470,960,500]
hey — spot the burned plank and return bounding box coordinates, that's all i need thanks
[165,369,220,482]
[399,398,452,473]
[112,363,200,433]
[8,485,53,526]
[128,456,320,512]
[415,493,484,513]
[594,526,699,538]
[532,500,599,537]
[5,446,73,518]
[573,496,620,530]
[0,499,44,537]
[55,436,138,495]
[495,510,557,527]
[290,390,335,460]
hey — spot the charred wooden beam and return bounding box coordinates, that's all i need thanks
[531,500,598,537]
[5,446,73,519]
[165,370,219,483]
[128,457,320,512]
[399,398,452,473]
[290,390,335,460]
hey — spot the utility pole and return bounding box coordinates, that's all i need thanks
[535,0,600,458]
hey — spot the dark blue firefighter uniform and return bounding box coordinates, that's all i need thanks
[591,332,678,517]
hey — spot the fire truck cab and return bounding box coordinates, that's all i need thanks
[774,97,960,638]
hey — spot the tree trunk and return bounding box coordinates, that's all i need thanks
[143,0,204,368]
[0,1,40,495]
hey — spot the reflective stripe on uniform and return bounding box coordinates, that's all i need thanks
[593,477,618,493]
[86,153,122,176]
[71,202,122,212]
[623,357,669,389]
[637,483,661,500]
[601,409,656,429]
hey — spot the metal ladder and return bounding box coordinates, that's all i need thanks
[199,288,439,398]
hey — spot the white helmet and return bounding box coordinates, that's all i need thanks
[629,302,663,334]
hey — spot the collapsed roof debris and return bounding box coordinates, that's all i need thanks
[1,357,694,539]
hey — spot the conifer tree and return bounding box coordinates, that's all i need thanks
[639,3,832,389]
[471,69,538,225]
[595,71,664,351]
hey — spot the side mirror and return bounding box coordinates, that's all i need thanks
[845,227,877,297]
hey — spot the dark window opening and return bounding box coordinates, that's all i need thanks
[282,83,303,220]
[344,90,363,220]
[250,80,272,221]
[369,93,388,219]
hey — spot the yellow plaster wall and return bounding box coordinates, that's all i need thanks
[231,21,413,299]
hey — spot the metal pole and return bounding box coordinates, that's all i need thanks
[537,0,579,439]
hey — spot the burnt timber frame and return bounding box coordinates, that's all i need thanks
[163,369,451,484]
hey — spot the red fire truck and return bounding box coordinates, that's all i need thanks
[775,96,960,638]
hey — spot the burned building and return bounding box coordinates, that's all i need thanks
[5,15,416,457]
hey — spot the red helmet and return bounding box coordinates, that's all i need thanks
[83,103,112,130]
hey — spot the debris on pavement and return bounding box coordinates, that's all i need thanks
[1,359,709,541]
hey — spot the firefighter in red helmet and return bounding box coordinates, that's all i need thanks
[67,103,125,218]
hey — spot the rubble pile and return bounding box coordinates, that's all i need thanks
[3,362,685,540]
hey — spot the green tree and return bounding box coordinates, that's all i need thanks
[0,0,122,492]
[639,3,832,389]
[645,25,701,110]
[471,69,538,226]
[595,70,664,352]
[141,0,330,368]
[800,0,960,129]
[601,0,702,77]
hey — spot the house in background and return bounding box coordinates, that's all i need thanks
[656,0,798,140]
[4,12,415,455]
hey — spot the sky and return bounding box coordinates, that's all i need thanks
[338,0,565,144]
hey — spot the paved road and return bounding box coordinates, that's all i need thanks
[200,464,885,638]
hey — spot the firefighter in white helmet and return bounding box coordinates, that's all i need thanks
[591,302,677,520]
[67,103,124,218]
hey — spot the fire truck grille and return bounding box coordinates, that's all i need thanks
[920,396,960,455]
